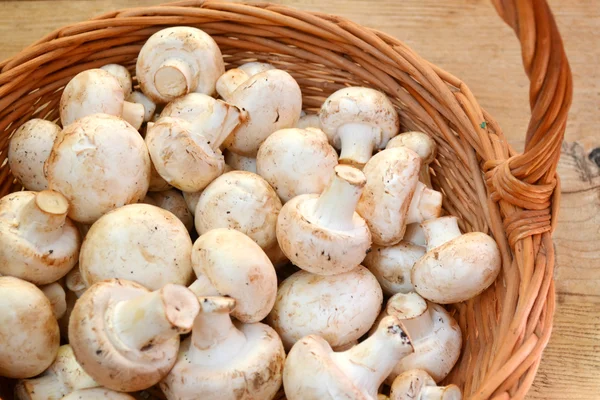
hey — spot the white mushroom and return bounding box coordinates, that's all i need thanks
[412,216,502,304]
[256,127,338,203]
[276,165,371,275]
[46,113,151,224]
[160,296,285,399]
[319,87,400,167]
[65,265,86,297]
[404,223,427,246]
[216,62,275,100]
[136,27,225,103]
[8,119,60,191]
[267,266,382,350]
[127,91,157,122]
[195,171,282,251]
[224,150,257,173]
[0,276,59,378]
[390,369,462,400]
[62,388,135,400]
[39,282,67,319]
[60,69,144,129]
[144,189,194,232]
[190,228,277,323]
[69,279,200,392]
[295,112,321,129]
[406,182,443,225]
[183,189,202,216]
[148,161,172,192]
[79,203,193,291]
[100,64,133,97]
[386,131,437,188]
[15,344,98,400]
[0,190,80,285]
[283,315,414,400]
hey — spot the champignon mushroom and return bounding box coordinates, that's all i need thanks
[190,228,277,323]
[276,164,371,275]
[216,62,275,100]
[319,87,399,167]
[148,162,172,192]
[62,388,136,400]
[224,150,257,173]
[412,216,502,304]
[195,171,282,251]
[160,296,285,399]
[136,27,225,104]
[15,344,98,400]
[39,282,67,319]
[256,127,338,203]
[404,223,427,246]
[283,315,413,400]
[296,112,321,129]
[127,91,157,122]
[386,131,437,188]
[390,369,462,400]
[219,69,303,156]
[8,119,61,191]
[183,189,202,215]
[100,64,133,97]
[0,190,80,284]
[60,69,144,129]
[69,279,200,392]
[79,203,193,291]
[143,189,194,233]
[46,113,151,224]
[264,242,289,270]
[406,182,443,225]
[373,292,462,383]
[65,265,86,297]
[267,266,382,350]
[0,276,59,378]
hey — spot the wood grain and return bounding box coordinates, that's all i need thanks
[0,1,598,399]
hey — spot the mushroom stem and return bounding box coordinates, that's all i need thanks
[154,58,193,98]
[311,165,366,231]
[206,102,243,151]
[121,101,145,130]
[188,274,220,297]
[189,297,247,365]
[386,292,434,340]
[406,182,443,225]
[421,216,462,251]
[108,284,198,350]
[20,190,69,246]
[337,123,379,167]
[332,316,414,397]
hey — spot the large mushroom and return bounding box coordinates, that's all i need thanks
[390,369,462,400]
[69,279,200,392]
[45,113,151,224]
[160,296,285,399]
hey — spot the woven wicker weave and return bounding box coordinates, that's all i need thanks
[0,0,572,399]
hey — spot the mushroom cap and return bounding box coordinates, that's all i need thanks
[0,191,80,284]
[357,147,421,246]
[267,266,382,350]
[8,119,60,191]
[412,232,501,304]
[319,87,399,149]
[256,128,338,203]
[386,132,437,164]
[363,242,426,295]
[127,91,156,122]
[276,193,371,275]
[160,322,285,400]
[224,150,257,173]
[68,279,183,392]
[390,369,461,400]
[80,203,193,290]
[192,228,277,323]
[216,62,275,100]
[62,388,136,400]
[224,69,303,156]
[146,117,225,192]
[144,189,194,233]
[100,64,133,97]
[296,113,321,129]
[136,27,225,103]
[60,69,127,127]
[195,171,282,250]
[0,276,59,378]
[46,113,150,223]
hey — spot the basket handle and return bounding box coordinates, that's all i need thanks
[490,0,572,186]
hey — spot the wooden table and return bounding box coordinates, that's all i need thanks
[1,0,598,398]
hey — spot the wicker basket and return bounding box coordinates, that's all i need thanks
[0,0,572,399]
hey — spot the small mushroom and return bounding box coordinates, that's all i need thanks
[276,165,371,275]
[136,27,225,103]
[373,292,462,383]
[264,242,290,270]
[15,344,98,400]
[65,265,87,297]
[256,127,338,203]
[183,189,202,216]
[195,171,282,251]
[224,150,257,173]
[283,316,414,400]
[190,228,277,323]
[319,87,399,167]
[219,69,303,156]
[58,285,80,341]
[160,296,285,399]
[39,282,67,319]
[267,266,382,350]
[100,64,133,97]
[69,279,200,392]
[295,112,321,129]
[0,190,80,284]
[216,62,275,100]
[0,276,59,378]
[412,216,501,304]
[406,182,443,225]
[127,91,157,122]
[387,131,437,188]
[8,119,61,191]
[143,189,194,233]
[390,369,462,400]
[79,204,193,291]
[60,69,144,129]
[46,113,151,223]
[62,388,135,400]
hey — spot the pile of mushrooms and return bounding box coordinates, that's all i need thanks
[0,25,502,399]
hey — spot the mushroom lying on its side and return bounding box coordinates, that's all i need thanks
[390,369,462,400]
[386,131,437,188]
